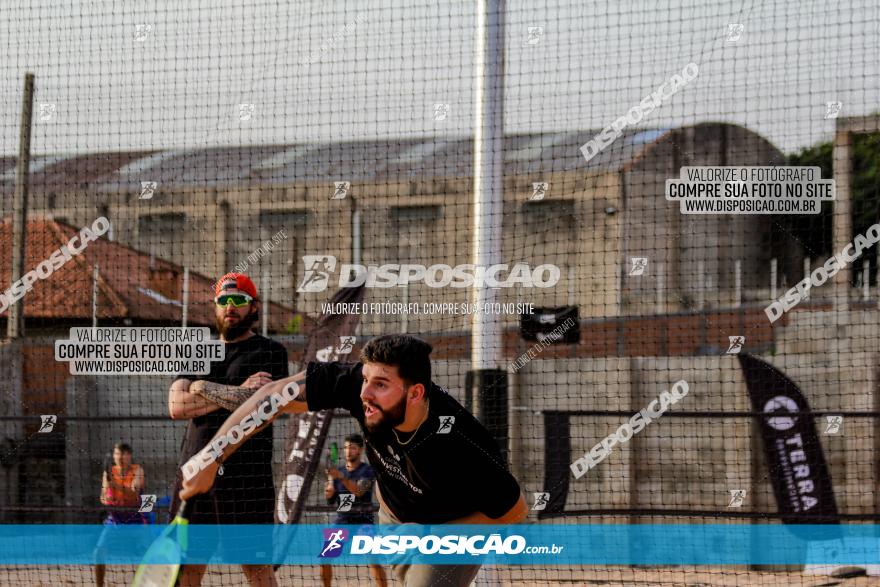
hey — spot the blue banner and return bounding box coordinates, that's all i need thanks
[0,524,878,565]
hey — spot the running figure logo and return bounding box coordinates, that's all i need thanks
[728,489,746,508]
[239,103,255,121]
[38,415,56,433]
[336,336,355,355]
[825,101,842,119]
[138,494,157,513]
[532,492,550,511]
[437,416,455,434]
[726,23,744,42]
[332,182,350,200]
[726,335,745,354]
[337,493,355,512]
[525,26,544,45]
[39,103,56,122]
[319,529,349,558]
[139,181,157,200]
[629,257,648,276]
[297,255,337,293]
[824,415,843,435]
[134,24,153,42]
[530,182,548,201]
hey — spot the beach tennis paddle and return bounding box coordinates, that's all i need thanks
[131,500,189,587]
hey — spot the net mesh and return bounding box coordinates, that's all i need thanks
[1,0,880,585]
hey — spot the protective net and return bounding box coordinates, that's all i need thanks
[1,0,880,585]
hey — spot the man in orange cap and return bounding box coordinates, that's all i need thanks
[168,273,288,586]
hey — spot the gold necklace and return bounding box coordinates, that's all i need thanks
[392,400,430,446]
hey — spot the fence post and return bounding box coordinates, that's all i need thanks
[656,262,664,314]
[770,258,778,300]
[803,258,811,301]
[735,259,742,307]
[182,267,190,328]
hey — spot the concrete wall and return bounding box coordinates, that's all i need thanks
[623,124,785,314]
[505,315,877,522]
[0,341,23,522]
[31,123,783,331]
[1,307,877,525]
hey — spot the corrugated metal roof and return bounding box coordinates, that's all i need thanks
[0,127,687,191]
[0,151,155,190]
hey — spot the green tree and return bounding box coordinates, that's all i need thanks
[786,131,880,284]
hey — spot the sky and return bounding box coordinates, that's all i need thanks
[0,0,877,156]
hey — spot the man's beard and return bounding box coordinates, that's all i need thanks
[216,309,259,340]
[363,394,407,433]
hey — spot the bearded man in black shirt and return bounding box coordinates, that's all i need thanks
[169,273,288,587]
[181,334,527,587]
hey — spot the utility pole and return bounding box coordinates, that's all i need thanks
[8,73,35,339]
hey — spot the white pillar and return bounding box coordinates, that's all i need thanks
[832,129,852,311]
[470,0,505,369]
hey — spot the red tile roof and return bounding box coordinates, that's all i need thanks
[0,217,312,332]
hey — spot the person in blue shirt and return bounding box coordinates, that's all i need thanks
[321,434,387,587]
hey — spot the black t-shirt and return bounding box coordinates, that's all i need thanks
[171,334,288,522]
[306,361,522,524]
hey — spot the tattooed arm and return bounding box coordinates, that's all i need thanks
[179,370,307,500]
[190,380,259,412]
[168,378,221,419]
[169,372,273,419]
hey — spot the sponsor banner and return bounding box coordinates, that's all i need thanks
[540,412,571,516]
[520,306,579,344]
[276,284,367,525]
[737,354,840,528]
[2,524,879,565]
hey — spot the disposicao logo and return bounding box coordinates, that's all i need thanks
[297,255,560,292]
[319,528,348,558]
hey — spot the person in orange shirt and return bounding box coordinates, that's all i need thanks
[94,443,146,587]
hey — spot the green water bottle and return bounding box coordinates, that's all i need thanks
[328,442,338,468]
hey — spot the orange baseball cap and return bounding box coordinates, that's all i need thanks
[215,273,258,299]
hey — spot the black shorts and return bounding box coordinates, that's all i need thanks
[184,488,275,525]
[175,489,275,565]
[171,468,275,525]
